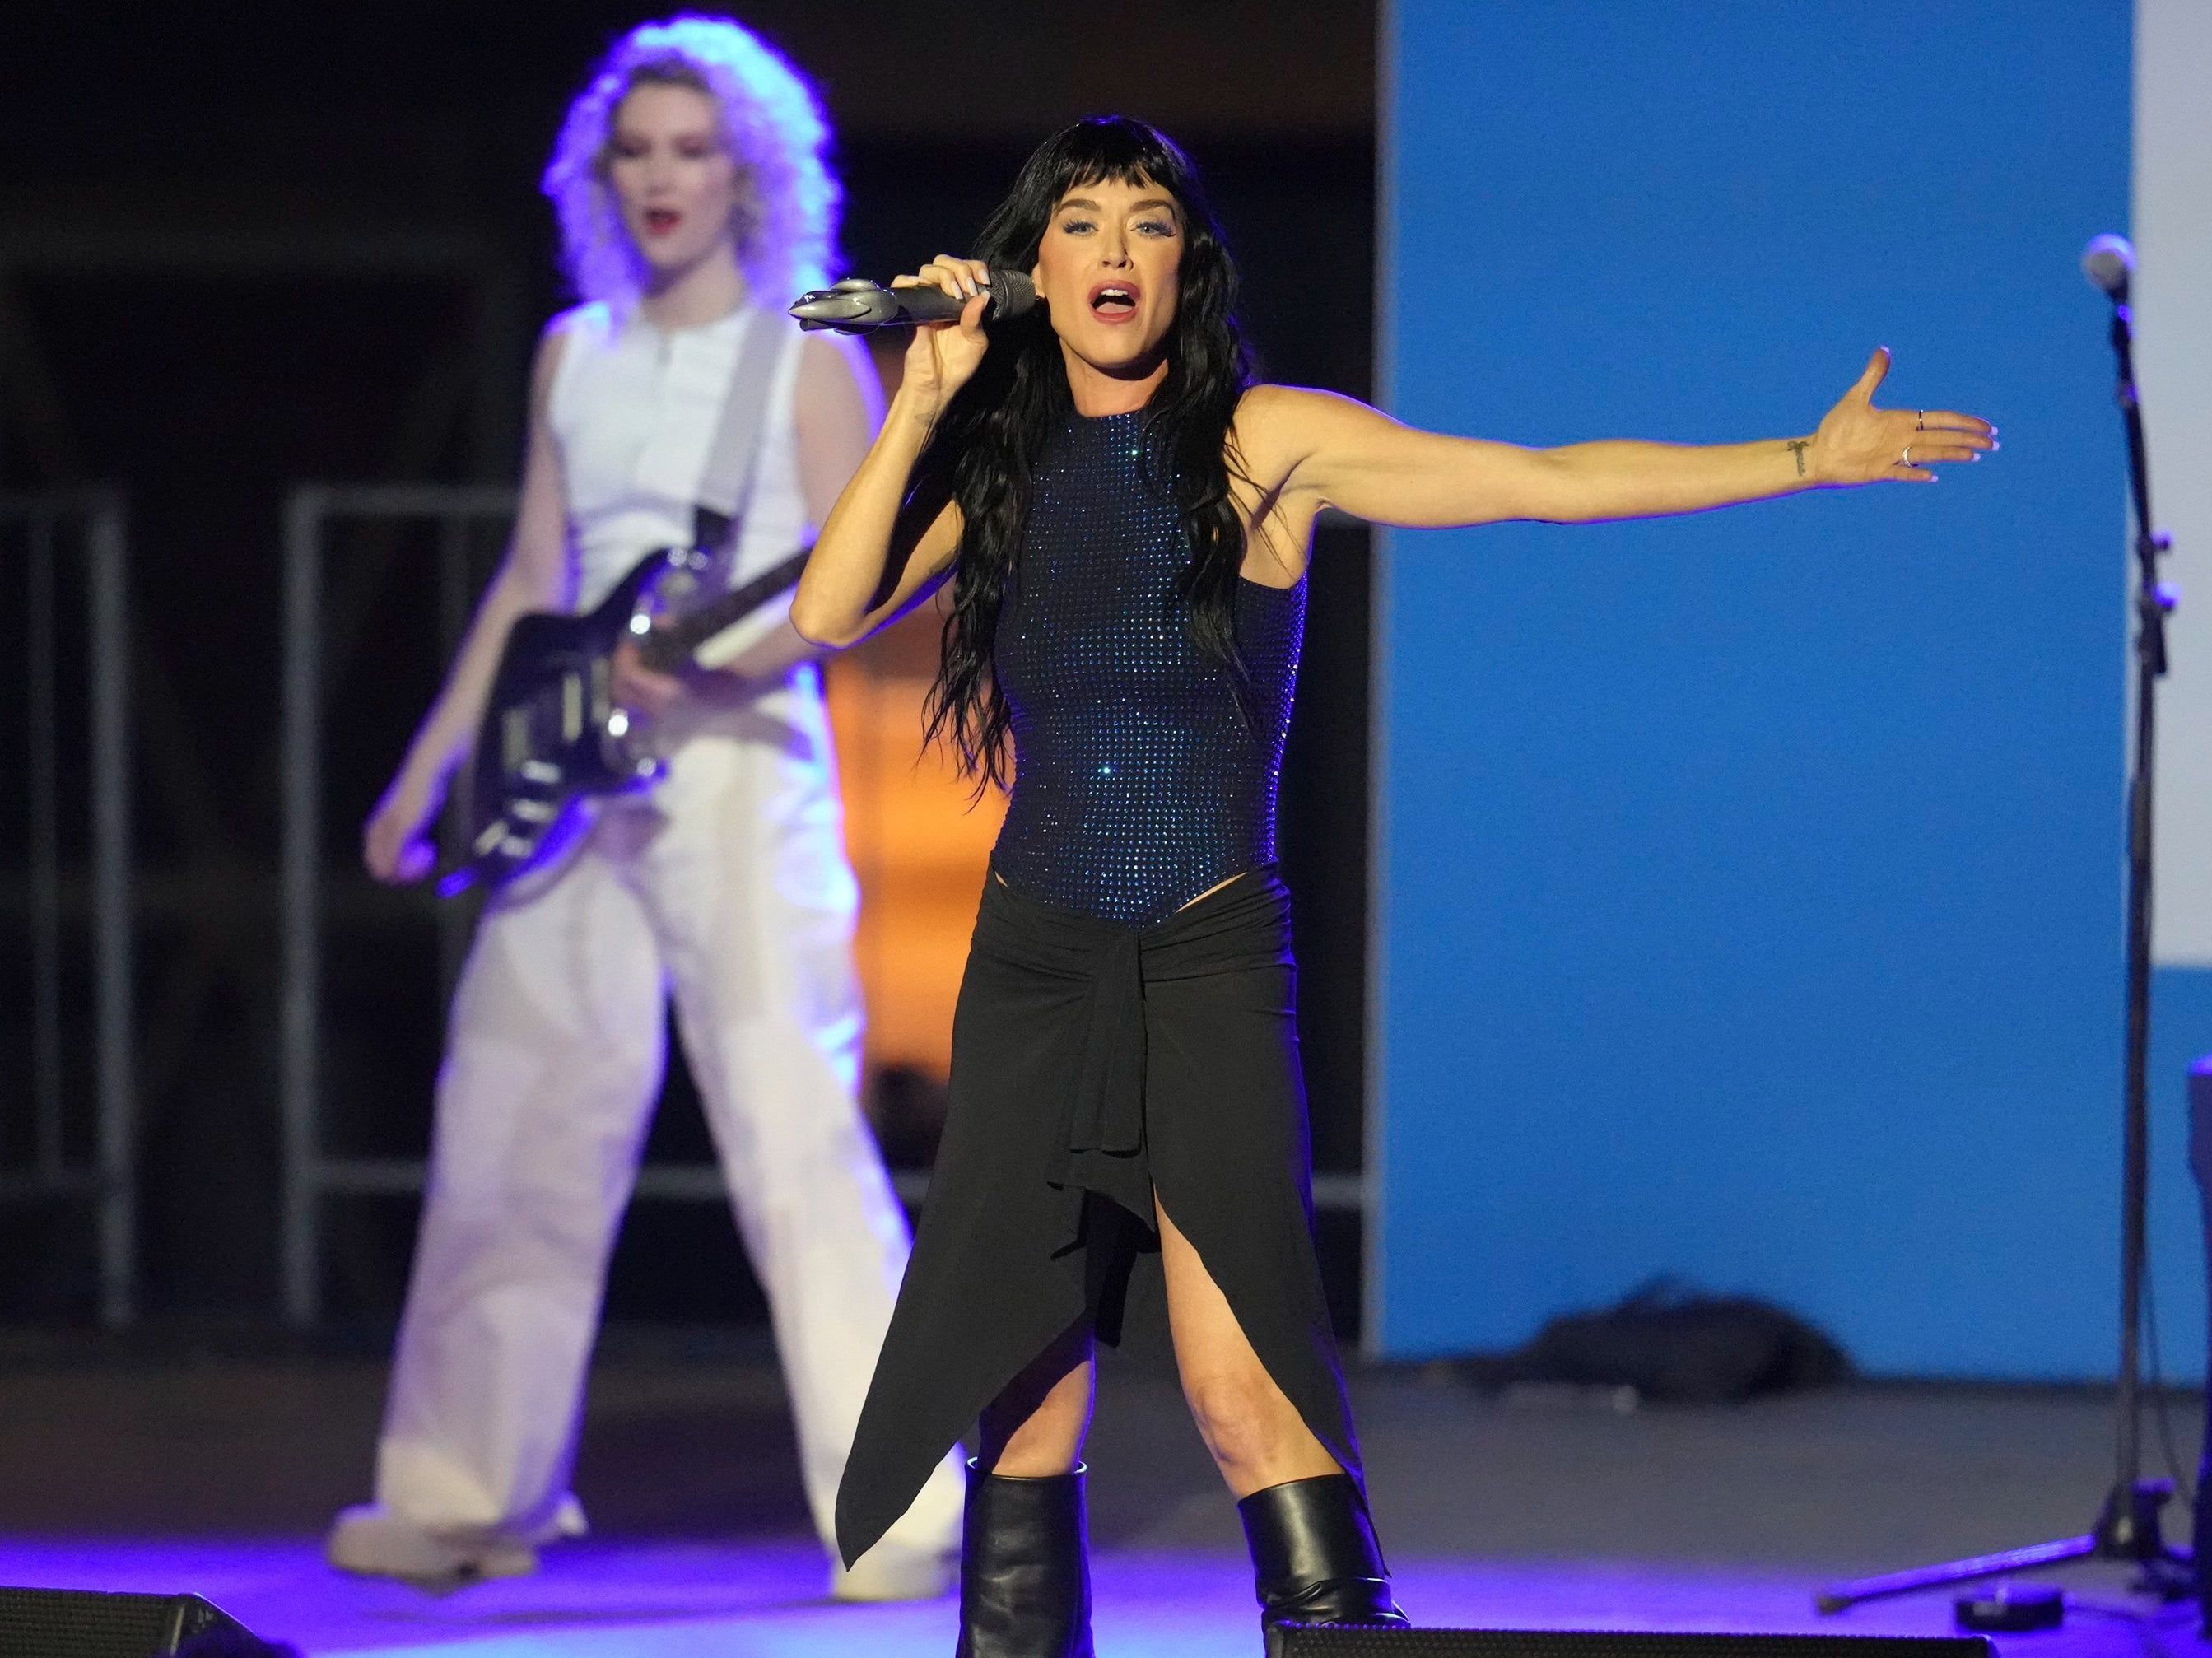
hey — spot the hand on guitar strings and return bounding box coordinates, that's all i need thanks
[612,636,689,719]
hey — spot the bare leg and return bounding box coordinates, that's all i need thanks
[963,1319,1097,1655]
[979,1316,1096,1477]
[1155,1197,1343,1498]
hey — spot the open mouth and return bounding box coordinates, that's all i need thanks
[1088,281,1139,320]
[642,207,682,236]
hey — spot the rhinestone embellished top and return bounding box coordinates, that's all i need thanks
[991,409,1306,925]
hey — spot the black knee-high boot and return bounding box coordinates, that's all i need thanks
[956,1460,1094,1658]
[1238,1473,1408,1644]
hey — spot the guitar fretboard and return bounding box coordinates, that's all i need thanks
[638,546,813,671]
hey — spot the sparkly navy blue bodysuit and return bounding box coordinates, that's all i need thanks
[838,412,1366,1572]
[991,410,1306,925]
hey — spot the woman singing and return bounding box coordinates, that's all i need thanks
[327,16,962,1599]
[794,116,1994,1651]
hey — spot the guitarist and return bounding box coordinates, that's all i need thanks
[328,16,964,1598]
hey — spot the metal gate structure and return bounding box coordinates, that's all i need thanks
[0,489,135,1325]
[279,483,510,1327]
[277,482,884,1325]
[2,216,534,1328]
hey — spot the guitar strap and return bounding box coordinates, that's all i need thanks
[687,307,799,594]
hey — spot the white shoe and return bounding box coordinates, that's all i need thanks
[830,1543,957,1602]
[326,1503,539,1586]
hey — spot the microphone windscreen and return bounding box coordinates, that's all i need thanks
[988,269,1038,319]
[2082,233,2135,296]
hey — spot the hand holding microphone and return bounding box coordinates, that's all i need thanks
[797,256,1036,418]
[789,263,1037,333]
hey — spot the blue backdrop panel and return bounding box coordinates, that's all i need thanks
[1375,2,2142,1376]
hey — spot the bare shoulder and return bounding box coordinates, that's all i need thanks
[798,326,869,379]
[1232,384,1391,490]
[797,328,883,411]
[538,300,602,356]
[1233,382,1350,440]
[528,308,588,416]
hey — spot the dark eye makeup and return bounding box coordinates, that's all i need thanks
[611,133,719,160]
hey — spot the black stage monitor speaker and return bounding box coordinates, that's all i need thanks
[0,1586,255,1656]
[1271,1631,1995,1658]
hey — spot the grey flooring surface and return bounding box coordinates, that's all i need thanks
[1,1332,2208,1656]
[0,1329,2202,1572]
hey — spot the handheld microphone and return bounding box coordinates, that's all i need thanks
[789,271,1038,333]
[2082,233,2134,304]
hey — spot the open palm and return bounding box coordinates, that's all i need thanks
[1810,347,1996,484]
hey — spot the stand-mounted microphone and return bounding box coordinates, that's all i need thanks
[2081,232,2154,547]
[2082,232,2135,305]
[1814,222,2193,1625]
[789,271,1039,333]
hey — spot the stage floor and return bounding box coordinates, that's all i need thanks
[0,1333,2203,1656]
[0,1537,2199,1657]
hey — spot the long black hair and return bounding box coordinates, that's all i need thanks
[918,115,1254,792]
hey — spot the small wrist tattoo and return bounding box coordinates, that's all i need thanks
[1786,440,1812,478]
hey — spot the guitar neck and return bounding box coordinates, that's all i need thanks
[640,546,813,671]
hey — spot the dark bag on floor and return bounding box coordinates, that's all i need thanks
[1469,1277,1851,1404]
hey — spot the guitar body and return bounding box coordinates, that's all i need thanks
[440,552,669,897]
[439,543,814,897]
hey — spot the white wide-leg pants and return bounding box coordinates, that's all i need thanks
[370,678,964,1566]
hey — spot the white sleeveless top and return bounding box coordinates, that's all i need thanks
[546,300,808,616]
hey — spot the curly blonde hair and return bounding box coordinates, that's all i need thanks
[541,14,838,309]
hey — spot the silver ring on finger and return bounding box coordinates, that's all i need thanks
[1916,410,1926,431]
[1901,445,1912,467]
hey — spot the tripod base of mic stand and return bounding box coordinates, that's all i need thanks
[1814,1480,2195,1614]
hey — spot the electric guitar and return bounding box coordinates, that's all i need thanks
[437,544,813,897]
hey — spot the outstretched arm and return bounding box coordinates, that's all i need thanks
[1253,349,1995,529]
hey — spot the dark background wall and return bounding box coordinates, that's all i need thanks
[0,2,1376,1328]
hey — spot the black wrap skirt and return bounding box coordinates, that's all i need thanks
[835,865,1361,1567]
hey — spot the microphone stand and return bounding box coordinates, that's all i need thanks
[1814,284,2193,1615]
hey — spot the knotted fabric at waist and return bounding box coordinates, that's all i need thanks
[969,864,1294,1219]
